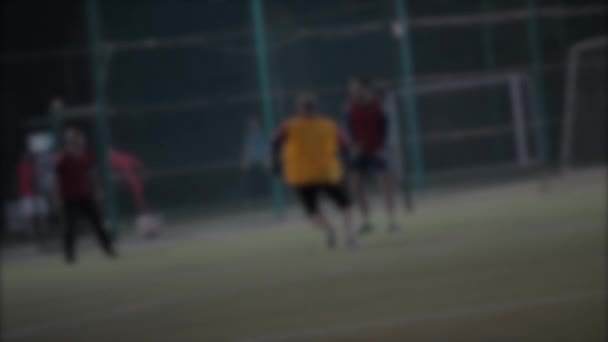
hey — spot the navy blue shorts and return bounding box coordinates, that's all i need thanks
[351,154,387,174]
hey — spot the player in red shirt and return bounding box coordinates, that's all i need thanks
[110,149,146,211]
[56,128,116,263]
[346,77,399,234]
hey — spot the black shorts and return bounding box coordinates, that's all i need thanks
[294,184,351,215]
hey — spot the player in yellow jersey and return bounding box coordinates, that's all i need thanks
[271,93,357,250]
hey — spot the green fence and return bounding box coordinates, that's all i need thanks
[21,0,607,231]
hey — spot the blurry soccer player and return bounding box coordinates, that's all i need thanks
[272,93,357,249]
[110,148,146,212]
[17,151,50,250]
[240,116,271,203]
[241,115,270,170]
[346,77,399,234]
[56,128,116,263]
[110,148,161,238]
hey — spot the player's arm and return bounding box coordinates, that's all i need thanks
[342,102,354,145]
[343,102,364,157]
[270,124,288,175]
[338,127,351,162]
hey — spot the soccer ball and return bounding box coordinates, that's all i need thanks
[391,20,405,38]
[135,213,162,239]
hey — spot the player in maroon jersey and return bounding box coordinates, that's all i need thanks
[55,127,116,263]
[346,77,399,234]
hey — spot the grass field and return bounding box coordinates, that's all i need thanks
[3,170,606,341]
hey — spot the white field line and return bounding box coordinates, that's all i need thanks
[2,263,361,341]
[4,290,603,341]
[2,294,189,340]
[239,291,606,342]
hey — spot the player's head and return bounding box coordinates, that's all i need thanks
[64,127,86,155]
[50,97,64,112]
[349,76,373,101]
[295,92,318,116]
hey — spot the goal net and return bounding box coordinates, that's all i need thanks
[560,36,607,171]
[15,0,605,230]
[393,73,541,187]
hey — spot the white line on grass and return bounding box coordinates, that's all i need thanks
[4,262,603,341]
[239,291,605,342]
[3,294,187,340]
[3,263,361,341]
[4,283,603,341]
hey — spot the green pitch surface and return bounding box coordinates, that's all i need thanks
[3,171,606,341]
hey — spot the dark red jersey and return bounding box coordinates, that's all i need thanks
[346,99,387,155]
[56,151,95,198]
[18,159,35,196]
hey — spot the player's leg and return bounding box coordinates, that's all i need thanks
[62,199,78,263]
[325,184,357,249]
[351,156,373,234]
[296,185,337,249]
[125,172,146,212]
[378,170,399,231]
[373,156,399,232]
[130,178,148,212]
[81,197,116,258]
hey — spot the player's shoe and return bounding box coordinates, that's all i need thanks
[358,222,374,235]
[387,222,400,233]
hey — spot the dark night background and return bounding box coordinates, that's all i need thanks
[2,0,92,215]
[1,0,606,232]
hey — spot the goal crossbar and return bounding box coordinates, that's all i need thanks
[394,73,533,172]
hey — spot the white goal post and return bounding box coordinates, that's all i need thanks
[391,72,536,180]
[560,35,608,173]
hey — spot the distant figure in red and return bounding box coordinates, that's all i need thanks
[110,149,146,212]
[346,77,399,234]
[56,127,116,263]
[17,151,50,249]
